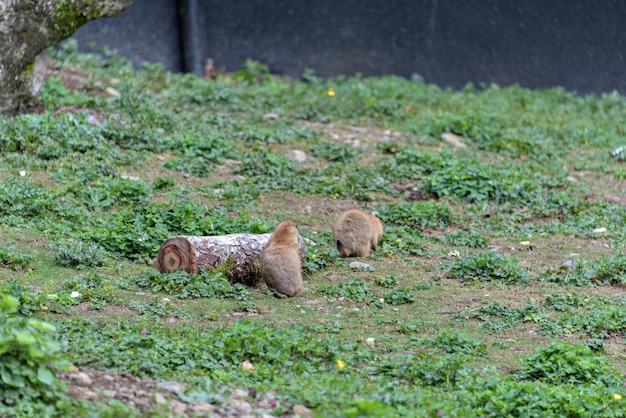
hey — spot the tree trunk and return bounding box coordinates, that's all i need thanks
[0,0,135,113]
[155,234,307,286]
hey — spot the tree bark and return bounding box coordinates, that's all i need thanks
[0,0,135,113]
[155,234,307,286]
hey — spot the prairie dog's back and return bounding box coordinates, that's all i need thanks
[260,220,303,297]
[333,209,384,257]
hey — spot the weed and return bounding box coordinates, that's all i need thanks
[438,230,488,248]
[378,201,453,230]
[0,293,71,416]
[515,342,621,386]
[419,331,487,356]
[374,275,401,288]
[0,245,34,270]
[445,252,529,285]
[319,278,373,304]
[51,239,107,268]
[382,288,414,305]
[132,269,251,301]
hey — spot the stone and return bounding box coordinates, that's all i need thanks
[232,399,252,415]
[285,150,307,162]
[293,404,314,418]
[562,259,576,270]
[231,388,249,399]
[157,381,185,393]
[0,0,134,113]
[73,372,93,386]
[349,261,373,270]
[154,392,167,404]
[441,132,466,148]
[169,399,187,415]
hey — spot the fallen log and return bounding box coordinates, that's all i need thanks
[155,234,307,285]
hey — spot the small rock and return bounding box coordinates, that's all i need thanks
[365,337,376,347]
[261,414,278,418]
[519,241,531,246]
[120,175,140,181]
[191,402,215,413]
[293,404,314,418]
[239,360,255,373]
[565,175,579,184]
[73,372,93,386]
[105,86,121,97]
[19,170,26,176]
[102,390,116,397]
[232,399,252,415]
[223,159,242,166]
[167,317,178,324]
[183,172,191,178]
[154,393,167,404]
[231,388,249,399]
[488,245,502,252]
[170,399,187,415]
[285,149,307,163]
[349,261,372,270]
[156,155,166,161]
[562,259,576,270]
[264,113,279,120]
[592,227,607,233]
[157,381,185,393]
[441,132,466,148]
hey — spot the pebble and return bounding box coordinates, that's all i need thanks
[157,381,185,393]
[349,261,372,270]
[293,404,314,418]
[285,149,307,163]
[73,372,93,386]
[232,399,252,415]
[231,389,249,399]
[562,259,576,270]
[154,393,167,404]
[441,132,466,148]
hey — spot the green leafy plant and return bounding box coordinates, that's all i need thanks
[378,201,452,230]
[51,239,107,268]
[515,342,621,386]
[310,141,357,162]
[420,331,487,356]
[319,278,373,304]
[438,230,488,248]
[132,269,251,301]
[446,252,529,285]
[382,288,414,305]
[0,293,71,416]
[0,245,34,269]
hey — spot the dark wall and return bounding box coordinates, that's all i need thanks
[72,0,182,73]
[71,0,626,94]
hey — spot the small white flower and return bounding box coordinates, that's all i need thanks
[448,250,461,258]
[70,291,80,298]
[162,298,170,302]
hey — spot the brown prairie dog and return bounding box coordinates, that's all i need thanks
[260,220,303,298]
[333,209,384,258]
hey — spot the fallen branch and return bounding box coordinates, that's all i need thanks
[155,234,306,285]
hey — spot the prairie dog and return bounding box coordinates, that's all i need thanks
[260,220,303,298]
[333,209,384,258]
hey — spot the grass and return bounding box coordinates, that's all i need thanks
[1,40,626,416]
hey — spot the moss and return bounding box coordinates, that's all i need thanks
[53,1,90,36]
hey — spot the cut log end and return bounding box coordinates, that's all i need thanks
[155,237,198,274]
[155,234,307,287]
